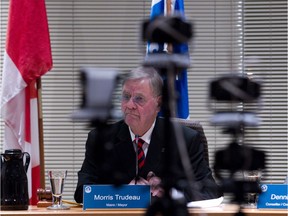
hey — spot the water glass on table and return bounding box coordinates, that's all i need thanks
[243,170,262,208]
[47,170,70,210]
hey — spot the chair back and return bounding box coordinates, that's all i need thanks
[172,118,209,166]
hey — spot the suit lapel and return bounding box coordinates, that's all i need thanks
[142,118,166,175]
[113,123,137,181]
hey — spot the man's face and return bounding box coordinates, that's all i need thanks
[121,78,161,135]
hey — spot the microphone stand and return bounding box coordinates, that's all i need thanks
[144,55,198,216]
[135,135,139,185]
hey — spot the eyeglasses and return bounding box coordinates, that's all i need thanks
[121,94,147,106]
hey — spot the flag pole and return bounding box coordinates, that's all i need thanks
[166,0,173,53]
[37,78,46,189]
[166,0,171,13]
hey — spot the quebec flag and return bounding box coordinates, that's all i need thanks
[147,0,190,119]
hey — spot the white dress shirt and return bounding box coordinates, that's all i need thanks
[129,120,156,156]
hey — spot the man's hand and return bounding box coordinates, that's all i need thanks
[129,172,164,197]
[147,171,164,197]
[129,176,148,185]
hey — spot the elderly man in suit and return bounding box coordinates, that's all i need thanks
[74,66,222,203]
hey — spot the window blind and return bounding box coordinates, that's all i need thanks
[242,0,287,183]
[0,0,286,203]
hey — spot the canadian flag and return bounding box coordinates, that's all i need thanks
[0,0,52,205]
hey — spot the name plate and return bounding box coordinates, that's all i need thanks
[257,184,288,209]
[83,185,151,210]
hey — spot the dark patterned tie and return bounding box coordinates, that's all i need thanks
[137,138,145,171]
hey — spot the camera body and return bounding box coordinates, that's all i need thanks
[71,68,122,122]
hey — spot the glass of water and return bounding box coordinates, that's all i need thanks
[47,170,70,210]
[243,170,262,208]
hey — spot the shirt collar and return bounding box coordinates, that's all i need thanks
[129,120,156,145]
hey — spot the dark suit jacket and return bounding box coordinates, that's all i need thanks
[74,117,222,203]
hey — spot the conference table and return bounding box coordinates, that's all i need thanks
[0,204,287,216]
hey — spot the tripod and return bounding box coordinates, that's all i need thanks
[210,74,266,216]
[144,56,200,216]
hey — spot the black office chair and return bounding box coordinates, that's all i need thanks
[172,118,209,166]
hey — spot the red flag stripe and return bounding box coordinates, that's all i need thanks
[31,165,41,205]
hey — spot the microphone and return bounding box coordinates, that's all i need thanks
[135,135,139,184]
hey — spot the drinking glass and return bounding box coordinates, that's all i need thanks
[243,170,262,208]
[47,170,70,210]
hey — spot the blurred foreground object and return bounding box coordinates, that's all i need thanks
[143,15,192,44]
[142,8,195,216]
[71,68,122,124]
[209,73,266,214]
[210,74,261,102]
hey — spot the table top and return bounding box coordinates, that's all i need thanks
[0,205,287,216]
